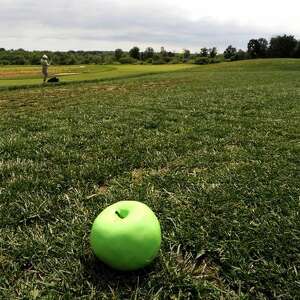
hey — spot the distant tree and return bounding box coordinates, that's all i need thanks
[152,53,165,64]
[160,48,169,58]
[208,47,217,58]
[258,38,268,57]
[223,45,237,60]
[293,41,300,58]
[200,47,208,57]
[13,55,27,65]
[119,55,137,64]
[103,55,114,64]
[0,49,107,65]
[247,38,268,58]
[183,49,190,59]
[30,53,41,65]
[58,53,73,65]
[64,54,77,65]
[247,39,261,58]
[129,46,140,60]
[53,52,66,64]
[0,48,5,52]
[114,48,123,61]
[269,35,298,58]
[144,47,154,60]
[194,57,209,65]
[0,59,10,65]
[236,49,247,60]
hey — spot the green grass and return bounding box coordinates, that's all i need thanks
[0,64,195,87]
[0,59,299,299]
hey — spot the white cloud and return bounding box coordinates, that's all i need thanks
[0,0,299,51]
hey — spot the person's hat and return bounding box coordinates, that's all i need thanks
[42,54,48,59]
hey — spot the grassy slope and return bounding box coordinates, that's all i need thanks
[0,59,299,299]
[0,64,195,87]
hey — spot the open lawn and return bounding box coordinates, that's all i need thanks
[0,59,299,299]
[0,64,195,87]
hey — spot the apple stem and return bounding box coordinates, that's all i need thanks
[115,209,129,219]
[115,211,123,218]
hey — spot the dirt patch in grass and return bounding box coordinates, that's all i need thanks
[97,185,109,195]
[86,184,109,199]
[160,245,236,298]
[0,70,40,78]
[132,168,144,184]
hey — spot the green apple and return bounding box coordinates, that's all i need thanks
[90,201,161,271]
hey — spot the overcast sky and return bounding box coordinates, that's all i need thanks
[1,0,299,52]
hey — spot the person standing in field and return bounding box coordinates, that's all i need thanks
[41,54,50,83]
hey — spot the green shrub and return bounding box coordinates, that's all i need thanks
[152,55,166,64]
[169,58,181,64]
[119,56,137,64]
[0,60,10,65]
[152,59,165,65]
[209,58,221,64]
[162,56,171,63]
[194,57,209,65]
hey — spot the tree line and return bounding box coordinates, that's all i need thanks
[224,35,300,61]
[0,34,299,66]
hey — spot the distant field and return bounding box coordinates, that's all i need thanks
[0,59,299,299]
[0,64,195,87]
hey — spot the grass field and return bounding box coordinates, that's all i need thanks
[0,59,299,299]
[0,64,194,87]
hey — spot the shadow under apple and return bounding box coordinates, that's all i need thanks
[80,252,160,295]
